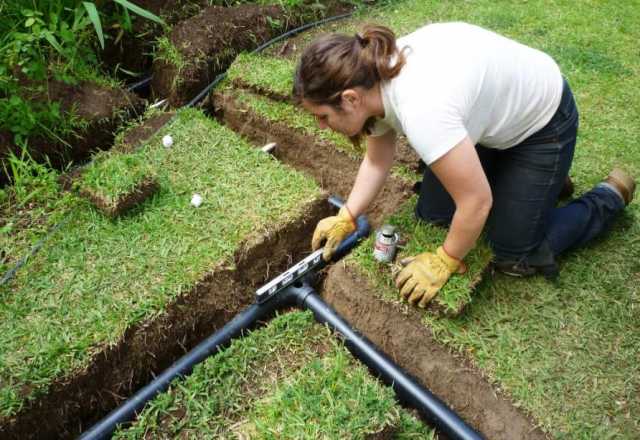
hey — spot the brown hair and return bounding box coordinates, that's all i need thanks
[293,24,406,107]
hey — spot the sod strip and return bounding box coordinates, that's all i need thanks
[114,310,435,439]
[226,52,294,101]
[0,108,321,420]
[351,197,493,317]
[77,150,159,218]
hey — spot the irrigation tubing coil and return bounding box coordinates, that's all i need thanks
[80,197,485,440]
[1,10,354,287]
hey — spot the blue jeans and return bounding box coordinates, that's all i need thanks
[415,78,625,274]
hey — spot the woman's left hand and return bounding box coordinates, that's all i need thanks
[395,246,466,308]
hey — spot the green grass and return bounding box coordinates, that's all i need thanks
[230,87,364,158]
[0,154,74,278]
[0,108,321,417]
[351,198,493,316]
[114,310,435,439]
[324,0,640,438]
[226,52,295,98]
[78,149,158,210]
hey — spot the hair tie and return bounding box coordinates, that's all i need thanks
[355,32,368,47]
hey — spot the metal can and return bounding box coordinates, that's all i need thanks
[373,224,399,263]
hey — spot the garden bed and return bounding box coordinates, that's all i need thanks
[151,1,355,106]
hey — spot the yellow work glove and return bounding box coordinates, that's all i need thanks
[311,206,356,261]
[395,246,465,308]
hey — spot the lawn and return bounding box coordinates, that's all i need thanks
[336,1,639,438]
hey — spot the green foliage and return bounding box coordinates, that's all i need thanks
[0,1,164,143]
[0,148,73,278]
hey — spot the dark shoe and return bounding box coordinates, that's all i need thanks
[603,168,635,206]
[493,260,559,279]
[558,176,574,200]
[493,240,559,280]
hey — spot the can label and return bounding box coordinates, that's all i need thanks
[373,227,398,263]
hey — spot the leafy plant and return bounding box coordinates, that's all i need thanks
[0,1,165,144]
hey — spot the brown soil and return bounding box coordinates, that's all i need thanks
[116,112,175,153]
[322,263,551,440]
[0,78,145,185]
[80,177,159,218]
[101,0,210,78]
[152,4,301,107]
[230,77,291,103]
[212,90,413,227]
[395,136,422,174]
[0,196,332,439]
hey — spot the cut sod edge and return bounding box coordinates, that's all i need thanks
[0,197,331,440]
[211,90,415,227]
[322,263,552,440]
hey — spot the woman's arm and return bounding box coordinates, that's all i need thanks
[430,136,492,260]
[345,130,397,217]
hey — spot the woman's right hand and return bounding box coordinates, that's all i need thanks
[311,206,356,261]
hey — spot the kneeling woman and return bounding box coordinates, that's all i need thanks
[293,22,635,307]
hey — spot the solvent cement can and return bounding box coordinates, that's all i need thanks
[373,224,399,263]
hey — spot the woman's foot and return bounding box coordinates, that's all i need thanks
[601,168,635,206]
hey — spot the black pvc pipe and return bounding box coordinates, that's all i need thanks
[126,76,152,93]
[79,205,369,440]
[80,204,483,440]
[295,288,485,440]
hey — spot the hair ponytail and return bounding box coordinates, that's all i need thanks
[293,24,406,107]
[359,25,405,82]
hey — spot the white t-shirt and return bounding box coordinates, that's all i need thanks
[369,22,563,165]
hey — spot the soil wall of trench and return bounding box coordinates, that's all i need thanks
[322,264,551,440]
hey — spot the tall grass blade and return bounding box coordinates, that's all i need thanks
[42,30,64,54]
[83,2,104,50]
[113,0,165,26]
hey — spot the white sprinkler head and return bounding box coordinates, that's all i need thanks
[162,134,173,148]
[191,193,203,208]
